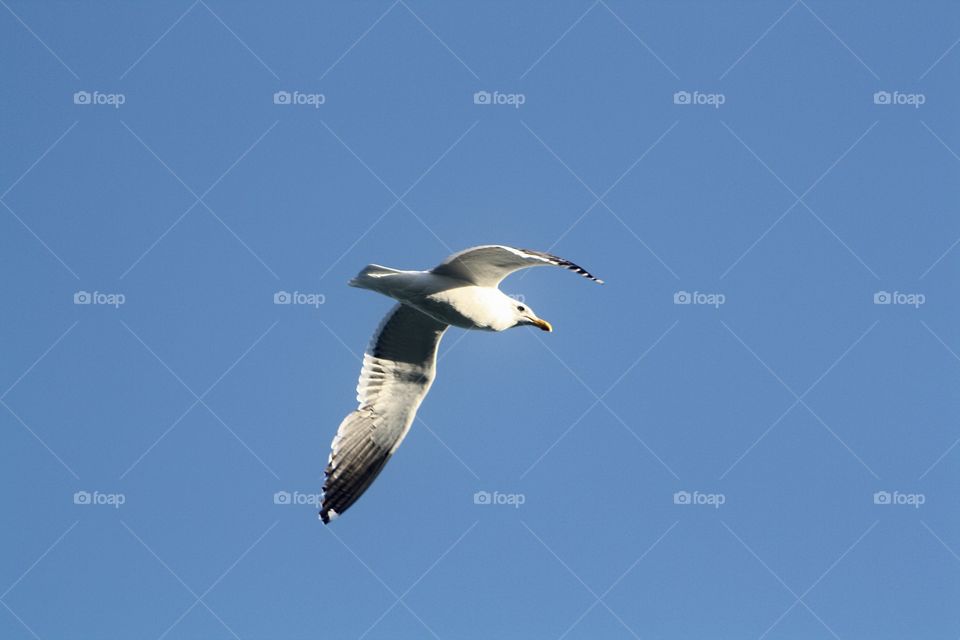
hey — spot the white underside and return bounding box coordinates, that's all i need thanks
[354,270,516,331]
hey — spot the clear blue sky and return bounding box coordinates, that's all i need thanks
[2,2,960,638]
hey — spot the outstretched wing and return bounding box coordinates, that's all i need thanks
[321,303,448,523]
[430,245,603,287]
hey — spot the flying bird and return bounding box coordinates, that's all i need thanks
[320,245,602,523]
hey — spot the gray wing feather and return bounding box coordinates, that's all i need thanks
[321,303,448,523]
[430,245,603,287]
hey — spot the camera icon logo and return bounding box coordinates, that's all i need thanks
[473,490,491,505]
[873,491,891,505]
[273,491,291,505]
[273,91,291,105]
[673,91,691,105]
[673,490,691,505]
[473,91,491,105]
[73,91,91,105]
[873,91,891,105]
[673,291,691,304]
[873,291,891,305]
[273,291,291,304]
[73,491,91,505]
[74,291,91,304]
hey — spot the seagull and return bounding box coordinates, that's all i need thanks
[320,245,603,523]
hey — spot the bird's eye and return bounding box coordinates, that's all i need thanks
[517,305,525,312]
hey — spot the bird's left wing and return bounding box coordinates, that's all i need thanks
[430,245,603,287]
[321,303,448,523]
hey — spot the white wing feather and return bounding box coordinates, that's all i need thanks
[431,245,603,287]
[320,304,447,522]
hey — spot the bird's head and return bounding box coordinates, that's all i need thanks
[511,300,552,332]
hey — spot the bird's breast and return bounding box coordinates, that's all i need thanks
[412,288,501,330]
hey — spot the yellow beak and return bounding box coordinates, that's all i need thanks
[530,318,553,332]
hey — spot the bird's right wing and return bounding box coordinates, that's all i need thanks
[430,245,603,287]
[321,303,448,523]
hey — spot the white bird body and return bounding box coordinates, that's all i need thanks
[351,266,519,331]
[320,245,602,523]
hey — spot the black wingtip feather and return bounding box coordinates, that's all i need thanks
[519,248,604,284]
[320,410,394,524]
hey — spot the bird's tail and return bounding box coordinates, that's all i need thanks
[348,264,402,290]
